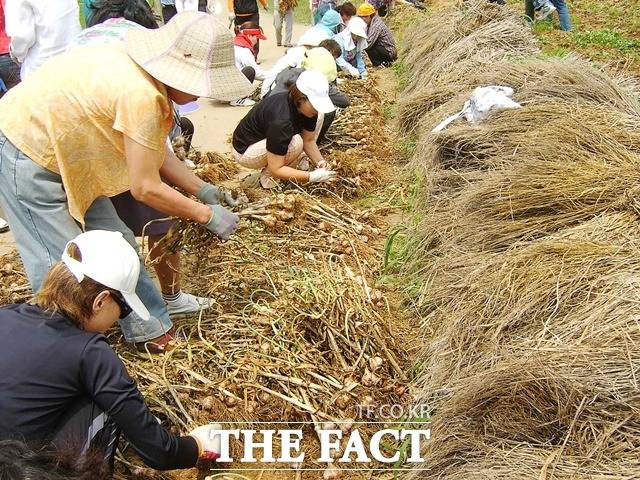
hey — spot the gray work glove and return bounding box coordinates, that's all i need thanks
[205,205,239,241]
[197,183,238,208]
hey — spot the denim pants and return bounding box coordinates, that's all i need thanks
[0,131,173,343]
[0,53,21,96]
[525,0,572,31]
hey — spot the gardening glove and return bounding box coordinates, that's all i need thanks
[204,205,239,240]
[197,183,238,208]
[228,12,235,21]
[348,67,360,78]
[189,423,223,461]
[309,168,338,183]
[317,159,328,168]
[360,70,368,79]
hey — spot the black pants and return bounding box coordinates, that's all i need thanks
[318,111,337,144]
[179,117,194,152]
[163,1,208,23]
[365,43,396,67]
[51,398,120,471]
[235,12,260,57]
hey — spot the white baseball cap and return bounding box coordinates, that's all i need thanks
[296,70,336,114]
[348,16,369,42]
[61,230,150,321]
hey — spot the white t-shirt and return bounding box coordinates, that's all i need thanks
[234,44,269,82]
[5,0,81,79]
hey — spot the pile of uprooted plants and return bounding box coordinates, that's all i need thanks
[392,0,640,478]
[112,75,415,477]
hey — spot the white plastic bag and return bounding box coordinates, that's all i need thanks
[432,86,521,132]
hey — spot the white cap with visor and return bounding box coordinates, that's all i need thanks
[61,230,150,321]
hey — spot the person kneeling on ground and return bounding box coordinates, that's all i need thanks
[266,47,349,143]
[0,13,250,353]
[357,3,397,67]
[0,231,223,472]
[231,21,269,107]
[334,16,369,78]
[232,70,338,188]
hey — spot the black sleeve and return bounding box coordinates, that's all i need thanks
[302,114,318,133]
[80,338,199,470]
[266,120,296,155]
[328,86,350,109]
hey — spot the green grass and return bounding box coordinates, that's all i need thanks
[573,28,640,55]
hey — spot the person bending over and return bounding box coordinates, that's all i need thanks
[334,16,369,78]
[0,13,250,353]
[232,70,338,188]
[0,231,223,473]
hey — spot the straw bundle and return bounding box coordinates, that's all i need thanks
[412,213,640,387]
[409,350,640,479]
[399,54,640,134]
[414,102,640,173]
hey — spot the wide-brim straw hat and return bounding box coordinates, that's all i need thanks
[126,12,253,101]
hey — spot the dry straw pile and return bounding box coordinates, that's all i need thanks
[394,0,640,478]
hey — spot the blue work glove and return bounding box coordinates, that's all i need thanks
[205,205,239,241]
[197,183,238,208]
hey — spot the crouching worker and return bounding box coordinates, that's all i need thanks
[0,231,223,472]
[357,3,397,67]
[232,70,338,188]
[0,12,251,353]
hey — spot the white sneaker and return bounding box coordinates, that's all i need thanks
[535,2,556,20]
[230,97,256,107]
[0,218,8,233]
[165,292,214,316]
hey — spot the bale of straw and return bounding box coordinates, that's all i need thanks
[409,350,640,479]
[401,2,537,97]
[399,54,640,134]
[414,102,640,173]
[410,211,640,392]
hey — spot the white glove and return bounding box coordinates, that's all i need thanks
[309,168,338,183]
[228,12,235,20]
[348,68,360,78]
[360,71,368,79]
[317,159,328,168]
[189,423,223,460]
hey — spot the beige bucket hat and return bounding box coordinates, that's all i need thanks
[126,12,253,101]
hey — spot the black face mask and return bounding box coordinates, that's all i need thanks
[110,291,133,319]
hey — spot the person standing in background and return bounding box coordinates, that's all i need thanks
[274,0,296,47]
[228,0,267,58]
[0,0,19,95]
[5,0,81,79]
[0,0,14,232]
[524,0,571,31]
[161,0,202,23]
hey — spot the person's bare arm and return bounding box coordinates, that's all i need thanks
[266,151,310,182]
[158,140,206,196]
[301,129,325,165]
[124,136,211,224]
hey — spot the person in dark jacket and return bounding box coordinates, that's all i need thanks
[0,230,223,472]
[227,0,267,57]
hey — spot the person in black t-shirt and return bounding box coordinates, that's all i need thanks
[232,69,339,188]
[0,230,224,472]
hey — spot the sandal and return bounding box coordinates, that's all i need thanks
[135,328,185,354]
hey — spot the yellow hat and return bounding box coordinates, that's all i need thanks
[301,47,338,83]
[357,3,376,16]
